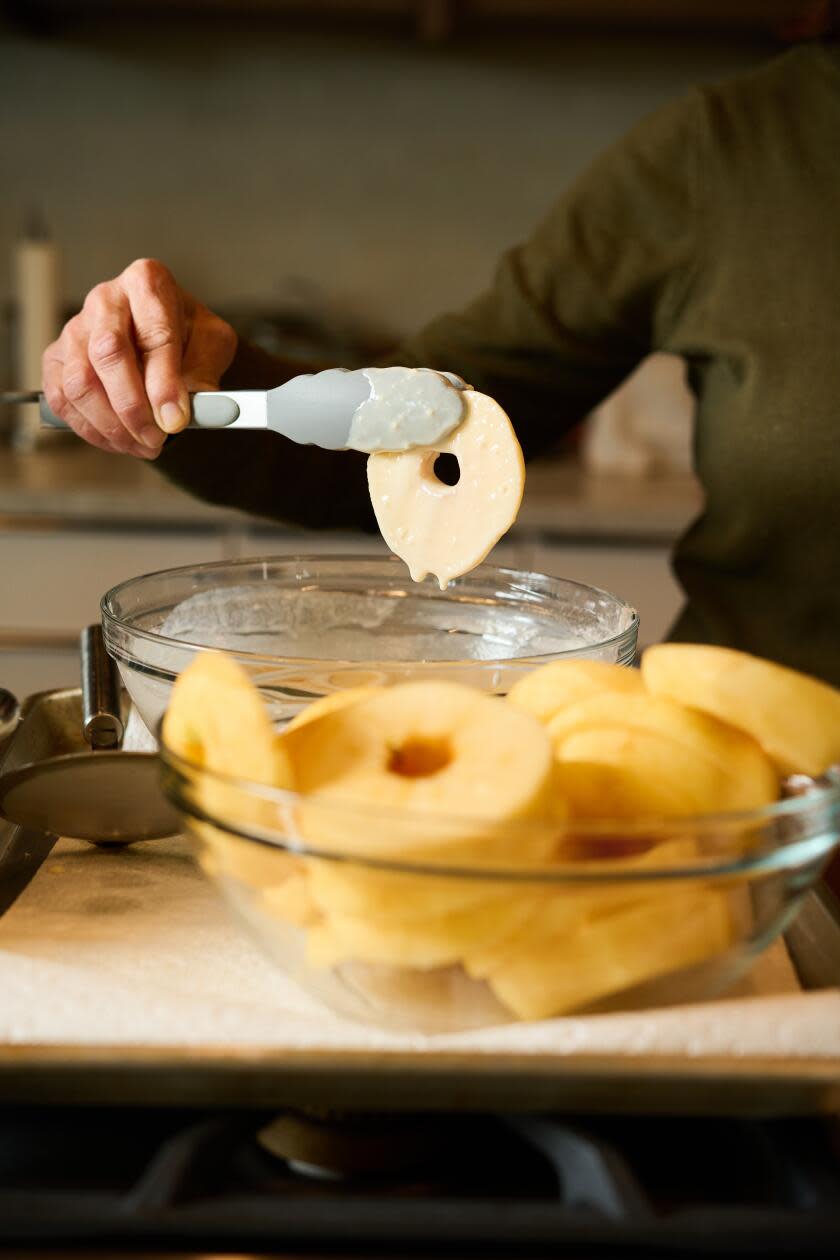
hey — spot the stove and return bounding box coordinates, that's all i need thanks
[0,1106,837,1257]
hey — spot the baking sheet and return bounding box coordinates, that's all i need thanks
[0,833,837,1114]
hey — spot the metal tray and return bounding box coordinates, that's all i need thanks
[0,689,838,1117]
[1,684,131,771]
[0,682,176,843]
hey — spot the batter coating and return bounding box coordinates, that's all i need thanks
[367,391,525,588]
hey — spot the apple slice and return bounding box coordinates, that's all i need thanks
[487,887,733,1020]
[367,391,525,589]
[163,651,294,836]
[642,644,840,776]
[548,692,778,817]
[507,659,644,725]
[306,886,541,971]
[285,680,555,863]
[283,685,382,734]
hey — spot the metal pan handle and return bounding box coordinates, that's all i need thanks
[80,625,123,750]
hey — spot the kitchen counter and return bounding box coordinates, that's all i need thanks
[0,436,702,543]
[0,436,253,531]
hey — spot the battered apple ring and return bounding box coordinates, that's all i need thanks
[367,391,525,589]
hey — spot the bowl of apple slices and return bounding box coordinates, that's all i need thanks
[159,645,840,1032]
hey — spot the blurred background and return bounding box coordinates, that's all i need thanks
[0,0,819,693]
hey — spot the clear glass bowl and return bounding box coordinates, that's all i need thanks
[102,555,639,733]
[159,740,840,1033]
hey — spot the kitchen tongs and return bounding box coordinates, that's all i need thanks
[5,367,467,453]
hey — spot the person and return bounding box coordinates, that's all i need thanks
[41,38,840,686]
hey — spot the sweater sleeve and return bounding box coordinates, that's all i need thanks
[156,92,700,527]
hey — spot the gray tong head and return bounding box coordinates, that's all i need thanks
[11,366,468,454]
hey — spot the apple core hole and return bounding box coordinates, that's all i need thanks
[388,737,452,778]
[432,453,460,486]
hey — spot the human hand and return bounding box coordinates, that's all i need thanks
[42,258,237,459]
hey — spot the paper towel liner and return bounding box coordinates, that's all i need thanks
[0,823,836,1059]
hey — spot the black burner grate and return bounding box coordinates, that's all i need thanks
[0,1107,837,1256]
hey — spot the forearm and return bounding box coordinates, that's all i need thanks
[157,428,375,530]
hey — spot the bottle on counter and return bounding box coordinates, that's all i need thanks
[13,212,61,452]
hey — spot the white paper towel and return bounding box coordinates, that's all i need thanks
[0,833,837,1059]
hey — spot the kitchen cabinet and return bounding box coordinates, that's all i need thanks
[0,526,377,694]
[0,524,421,695]
[0,529,232,635]
[0,528,233,694]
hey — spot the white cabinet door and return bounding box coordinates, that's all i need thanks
[0,647,80,697]
[0,531,228,634]
[0,529,230,696]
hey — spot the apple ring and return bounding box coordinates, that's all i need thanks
[163,651,294,845]
[367,391,525,589]
[642,644,840,776]
[282,685,382,734]
[163,651,292,787]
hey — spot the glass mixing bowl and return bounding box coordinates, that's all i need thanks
[101,555,639,734]
[159,740,840,1033]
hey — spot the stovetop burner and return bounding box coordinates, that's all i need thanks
[256,1110,556,1187]
[0,1106,837,1256]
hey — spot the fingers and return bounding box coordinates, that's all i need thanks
[83,282,164,452]
[119,258,190,435]
[42,356,111,456]
[180,300,237,393]
[42,330,159,461]
[42,257,236,460]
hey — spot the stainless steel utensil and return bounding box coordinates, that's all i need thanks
[3,366,467,453]
[0,627,178,845]
[0,749,176,845]
[80,622,123,749]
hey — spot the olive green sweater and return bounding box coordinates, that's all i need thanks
[159,44,840,685]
